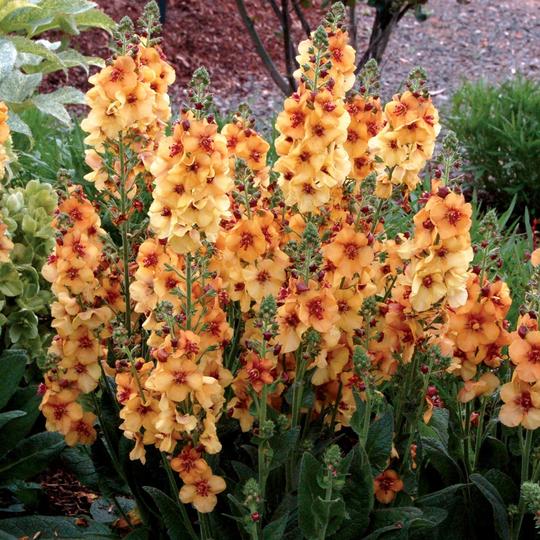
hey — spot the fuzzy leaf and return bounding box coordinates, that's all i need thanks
[0,431,64,481]
[365,408,394,475]
[142,486,192,540]
[0,515,113,538]
[0,39,16,81]
[0,68,41,103]
[470,473,510,540]
[0,349,27,409]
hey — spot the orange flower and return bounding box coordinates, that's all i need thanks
[499,377,540,429]
[64,412,97,446]
[146,358,203,402]
[297,284,339,334]
[242,352,275,393]
[449,305,500,352]
[509,330,540,383]
[427,192,472,240]
[224,220,266,262]
[171,446,210,484]
[94,55,138,100]
[374,469,404,504]
[457,372,500,403]
[40,390,83,434]
[276,300,308,353]
[322,225,374,279]
[179,467,226,513]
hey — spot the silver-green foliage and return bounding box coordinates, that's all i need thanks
[0,0,115,138]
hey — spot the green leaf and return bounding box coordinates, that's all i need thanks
[269,427,300,471]
[123,528,150,540]
[365,408,394,475]
[31,94,70,124]
[298,453,324,540]
[0,1,38,29]
[0,349,27,409]
[74,8,115,31]
[470,473,510,540]
[5,34,61,63]
[349,391,366,437]
[365,507,424,539]
[0,515,113,538]
[142,486,192,540]
[90,496,136,523]
[415,484,466,507]
[0,431,65,481]
[418,408,449,449]
[419,437,461,484]
[333,445,373,540]
[0,410,26,430]
[61,446,99,489]
[263,512,289,540]
[6,110,31,138]
[0,39,16,81]
[483,469,518,505]
[0,386,41,457]
[29,86,85,126]
[0,67,41,102]
[0,262,23,297]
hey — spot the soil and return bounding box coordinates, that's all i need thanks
[51,0,539,121]
[38,468,98,516]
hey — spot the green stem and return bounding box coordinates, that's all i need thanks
[463,401,472,477]
[472,398,488,471]
[291,346,306,430]
[198,511,212,540]
[186,252,193,330]
[318,482,333,540]
[258,384,269,500]
[329,382,343,433]
[287,346,306,490]
[161,453,199,540]
[513,428,534,540]
[118,135,132,338]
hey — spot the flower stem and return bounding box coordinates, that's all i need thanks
[472,398,488,471]
[514,428,534,540]
[160,452,199,540]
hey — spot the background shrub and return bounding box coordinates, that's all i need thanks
[447,77,540,217]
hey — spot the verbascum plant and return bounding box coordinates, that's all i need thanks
[27,3,540,539]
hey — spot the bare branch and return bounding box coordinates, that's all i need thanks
[266,0,282,20]
[235,0,291,95]
[282,0,296,90]
[349,0,358,53]
[357,3,412,69]
[291,0,311,36]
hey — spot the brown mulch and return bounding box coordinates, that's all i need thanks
[38,468,98,516]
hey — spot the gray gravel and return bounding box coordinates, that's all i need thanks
[213,0,540,127]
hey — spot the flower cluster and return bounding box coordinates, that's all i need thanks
[274,17,352,213]
[369,71,440,198]
[123,241,233,464]
[500,257,540,429]
[81,30,174,197]
[397,181,473,313]
[148,69,233,253]
[40,187,113,446]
